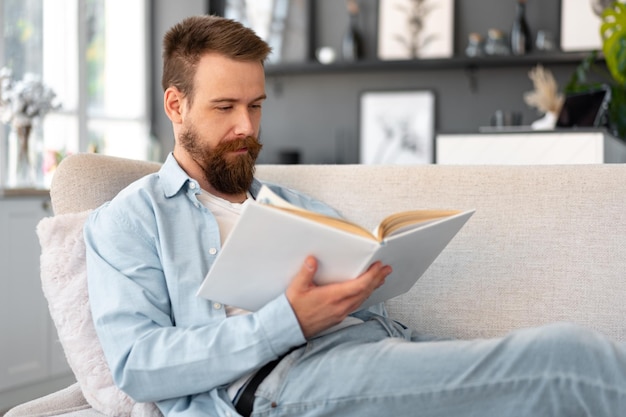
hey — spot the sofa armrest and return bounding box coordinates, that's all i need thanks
[4,383,102,417]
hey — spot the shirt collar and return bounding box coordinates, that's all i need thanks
[159,152,264,199]
[159,153,193,198]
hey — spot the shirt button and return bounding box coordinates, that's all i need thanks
[209,247,217,255]
[213,303,222,309]
[189,182,196,189]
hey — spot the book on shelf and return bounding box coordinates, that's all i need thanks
[197,185,474,311]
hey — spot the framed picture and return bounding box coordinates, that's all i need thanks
[560,0,603,51]
[378,0,454,60]
[359,90,435,165]
[223,0,310,63]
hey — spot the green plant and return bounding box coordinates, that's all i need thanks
[566,2,626,139]
[601,2,626,84]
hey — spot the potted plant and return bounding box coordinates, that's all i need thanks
[566,2,626,140]
[0,67,61,187]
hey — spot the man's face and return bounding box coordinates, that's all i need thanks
[175,53,266,195]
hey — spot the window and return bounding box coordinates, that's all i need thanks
[0,0,151,188]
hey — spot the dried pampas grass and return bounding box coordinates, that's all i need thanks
[523,65,564,114]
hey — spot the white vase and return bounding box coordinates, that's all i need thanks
[531,111,558,130]
[6,118,44,188]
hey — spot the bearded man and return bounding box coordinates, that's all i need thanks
[84,15,626,417]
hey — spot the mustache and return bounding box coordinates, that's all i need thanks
[216,136,262,153]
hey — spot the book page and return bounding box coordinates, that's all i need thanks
[257,186,462,242]
[256,185,309,211]
[375,209,462,240]
[257,185,377,241]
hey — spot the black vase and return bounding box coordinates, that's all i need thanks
[511,0,531,55]
[342,14,364,61]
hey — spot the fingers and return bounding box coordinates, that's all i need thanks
[285,256,317,307]
[304,256,317,273]
[367,261,392,287]
[290,255,317,290]
[292,257,389,298]
[286,257,392,339]
[342,261,391,298]
[324,261,392,319]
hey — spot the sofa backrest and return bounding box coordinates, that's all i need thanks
[51,154,626,341]
[50,153,161,215]
[256,164,626,341]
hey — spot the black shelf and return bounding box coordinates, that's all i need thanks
[265,51,601,76]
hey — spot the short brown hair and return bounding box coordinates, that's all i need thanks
[161,15,271,101]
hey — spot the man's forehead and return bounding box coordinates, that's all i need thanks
[193,54,265,93]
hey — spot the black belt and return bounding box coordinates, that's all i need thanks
[234,357,282,417]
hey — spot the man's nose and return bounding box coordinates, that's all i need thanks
[234,109,255,137]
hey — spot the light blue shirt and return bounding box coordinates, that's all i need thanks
[84,153,350,416]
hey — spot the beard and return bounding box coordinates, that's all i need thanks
[178,127,263,195]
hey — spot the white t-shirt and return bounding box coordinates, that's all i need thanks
[197,190,254,398]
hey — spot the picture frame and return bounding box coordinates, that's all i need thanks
[378,0,454,60]
[359,90,435,165]
[560,0,603,51]
[223,0,310,63]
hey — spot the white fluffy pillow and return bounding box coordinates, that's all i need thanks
[37,210,161,417]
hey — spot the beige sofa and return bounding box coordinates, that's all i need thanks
[7,153,626,416]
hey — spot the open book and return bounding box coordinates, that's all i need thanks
[197,185,474,311]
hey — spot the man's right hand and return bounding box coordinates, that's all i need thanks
[285,256,392,339]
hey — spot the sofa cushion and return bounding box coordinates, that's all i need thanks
[37,211,161,417]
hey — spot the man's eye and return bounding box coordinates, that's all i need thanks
[218,106,233,111]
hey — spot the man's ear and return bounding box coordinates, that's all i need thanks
[164,87,184,124]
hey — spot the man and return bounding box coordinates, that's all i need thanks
[85,15,626,417]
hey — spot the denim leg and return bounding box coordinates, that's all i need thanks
[252,320,626,417]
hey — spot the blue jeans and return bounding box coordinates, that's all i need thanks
[252,316,626,416]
